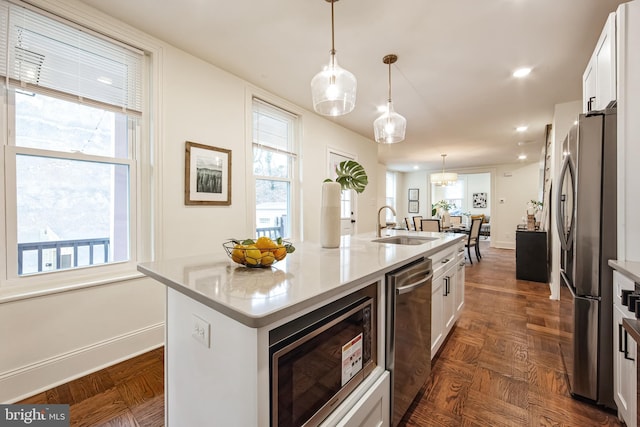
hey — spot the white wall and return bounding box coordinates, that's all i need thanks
[0,0,378,402]
[492,163,541,249]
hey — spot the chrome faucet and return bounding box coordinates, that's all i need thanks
[377,205,397,237]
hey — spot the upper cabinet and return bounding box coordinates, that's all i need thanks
[583,12,617,112]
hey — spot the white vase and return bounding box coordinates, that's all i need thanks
[321,182,341,248]
[441,209,451,228]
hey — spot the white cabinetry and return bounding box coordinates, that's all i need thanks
[613,271,637,427]
[431,242,465,358]
[583,12,616,112]
[321,370,390,427]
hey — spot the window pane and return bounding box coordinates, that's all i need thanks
[255,179,290,239]
[253,146,289,178]
[16,155,129,275]
[15,90,129,158]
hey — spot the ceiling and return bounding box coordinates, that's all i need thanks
[79,0,625,172]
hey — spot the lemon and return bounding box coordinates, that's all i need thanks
[244,245,262,266]
[256,236,277,251]
[261,251,276,266]
[231,244,246,264]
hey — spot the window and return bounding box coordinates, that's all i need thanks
[385,172,397,222]
[252,98,298,240]
[1,1,146,284]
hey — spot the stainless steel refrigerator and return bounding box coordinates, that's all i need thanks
[556,106,616,409]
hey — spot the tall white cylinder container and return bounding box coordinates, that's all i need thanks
[321,182,342,248]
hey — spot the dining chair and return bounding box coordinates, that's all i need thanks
[421,218,441,232]
[450,216,462,226]
[465,218,483,264]
[412,216,423,231]
[404,217,414,231]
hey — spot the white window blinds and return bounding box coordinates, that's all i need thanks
[0,0,143,114]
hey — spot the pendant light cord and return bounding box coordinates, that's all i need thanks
[330,0,336,55]
[388,61,392,102]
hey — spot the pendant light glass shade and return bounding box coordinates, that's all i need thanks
[311,53,357,116]
[430,154,458,186]
[373,100,406,144]
[311,0,357,116]
[374,54,406,144]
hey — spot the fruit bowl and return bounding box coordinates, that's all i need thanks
[222,237,295,268]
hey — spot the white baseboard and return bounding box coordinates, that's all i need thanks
[492,240,515,250]
[1,322,164,403]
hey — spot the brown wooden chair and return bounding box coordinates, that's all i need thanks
[466,218,483,264]
[420,218,441,232]
[412,216,423,231]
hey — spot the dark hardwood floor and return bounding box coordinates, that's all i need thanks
[19,243,622,426]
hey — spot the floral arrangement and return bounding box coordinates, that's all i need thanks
[527,200,543,214]
[431,200,456,216]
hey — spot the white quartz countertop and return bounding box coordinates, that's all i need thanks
[609,259,640,283]
[138,230,465,328]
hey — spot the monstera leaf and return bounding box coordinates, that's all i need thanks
[334,160,368,194]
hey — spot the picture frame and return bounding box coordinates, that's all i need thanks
[408,200,419,213]
[185,141,232,205]
[473,192,487,208]
[408,188,419,201]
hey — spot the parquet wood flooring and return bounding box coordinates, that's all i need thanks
[17,244,622,426]
[403,243,621,427]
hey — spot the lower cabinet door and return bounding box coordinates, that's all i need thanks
[320,370,390,427]
[431,274,445,357]
[614,305,637,427]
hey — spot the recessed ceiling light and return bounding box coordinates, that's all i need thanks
[413,165,419,170]
[518,154,527,160]
[513,67,532,78]
[516,126,528,132]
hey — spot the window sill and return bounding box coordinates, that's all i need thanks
[0,271,147,304]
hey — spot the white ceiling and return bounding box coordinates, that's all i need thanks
[79,0,625,172]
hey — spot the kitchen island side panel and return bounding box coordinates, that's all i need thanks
[167,287,261,426]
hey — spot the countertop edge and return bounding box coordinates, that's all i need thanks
[139,234,465,329]
[609,259,640,283]
[623,318,640,346]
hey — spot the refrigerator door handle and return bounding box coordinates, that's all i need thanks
[555,155,576,251]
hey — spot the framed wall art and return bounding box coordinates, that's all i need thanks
[185,141,232,205]
[473,192,487,208]
[408,188,419,201]
[408,200,419,213]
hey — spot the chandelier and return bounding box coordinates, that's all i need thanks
[430,154,458,186]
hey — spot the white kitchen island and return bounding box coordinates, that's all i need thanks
[138,230,465,427]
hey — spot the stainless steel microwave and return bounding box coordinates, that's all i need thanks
[269,284,378,427]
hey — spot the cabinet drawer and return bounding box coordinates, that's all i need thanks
[432,249,456,278]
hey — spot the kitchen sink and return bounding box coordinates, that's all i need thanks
[372,236,439,245]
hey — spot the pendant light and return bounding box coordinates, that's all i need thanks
[430,154,458,186]
[311,0,357,116]
[373,54,406,144]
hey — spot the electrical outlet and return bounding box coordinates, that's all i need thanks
[191,314,210,348]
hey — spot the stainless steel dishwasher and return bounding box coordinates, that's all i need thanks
[386,257,433,426]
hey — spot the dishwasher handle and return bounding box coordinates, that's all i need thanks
[396,271,433,295]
